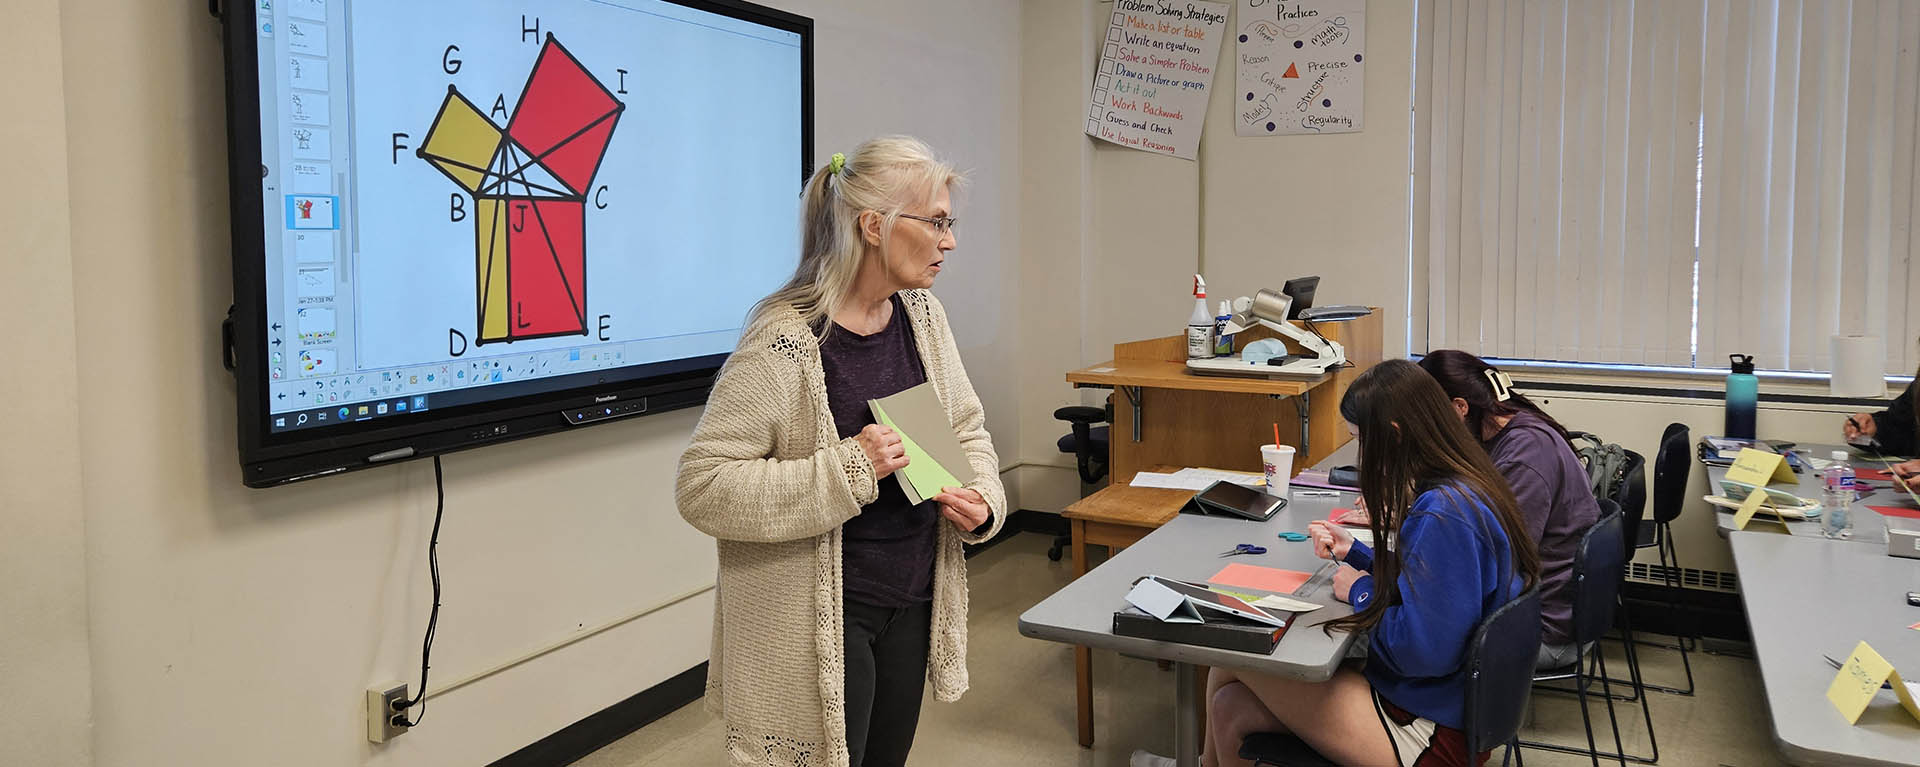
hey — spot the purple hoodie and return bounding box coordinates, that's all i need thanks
[1485,411,1602,646]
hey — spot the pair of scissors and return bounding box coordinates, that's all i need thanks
[1219,543,1267,557]
[1275,531,1309,542]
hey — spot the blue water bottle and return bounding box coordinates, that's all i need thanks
[1725,354,1758,439]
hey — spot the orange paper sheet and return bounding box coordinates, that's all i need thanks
[1329,508,1368,527]
[1208,562,1313,595]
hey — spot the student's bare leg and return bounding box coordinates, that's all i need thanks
[1202,667,1236,767]
[1210,666,1395,767]
[1207,681,1286,767]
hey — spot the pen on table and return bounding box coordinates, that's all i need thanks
[1824,654,1893,690]
[1295,490,1340,497]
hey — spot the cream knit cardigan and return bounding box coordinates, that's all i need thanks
[676,289,1006,767]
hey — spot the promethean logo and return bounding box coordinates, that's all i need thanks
[594,395,618,403]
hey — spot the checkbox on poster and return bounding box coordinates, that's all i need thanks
[1108,26,1121,41]
[1100,60,1114,74]
[1112,11,1124,26]
[1098,75,1111,89]
[1090,104,1102,120]
[1088,120,1100,134]
[1105,43,1117,57]
[1095,89,1109,105]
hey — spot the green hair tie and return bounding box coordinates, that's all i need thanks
[828,152,846,176]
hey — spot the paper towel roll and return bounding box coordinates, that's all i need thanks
[1830,335,1886,398]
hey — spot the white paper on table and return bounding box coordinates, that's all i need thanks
[1252,594,1324,613]
[1174,467,1265,487]
[1129,471,1210,490]
[1129,468,1263,490]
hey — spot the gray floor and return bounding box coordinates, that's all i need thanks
[577,532,1788,767]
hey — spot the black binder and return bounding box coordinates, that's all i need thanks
[1111,606,1288,654]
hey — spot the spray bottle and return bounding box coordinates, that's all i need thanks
[1187,275,1212,359]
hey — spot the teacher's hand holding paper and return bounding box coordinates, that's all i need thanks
[856,424,909,479]
[933,486,990,531]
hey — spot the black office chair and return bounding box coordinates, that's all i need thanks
[1049,403,1112,561]
[1614,451,1648,552]
[1604,451,1662,711]
[1240,587,1544,767]
[1636,422,1697,696]
[1520,506,1639,767]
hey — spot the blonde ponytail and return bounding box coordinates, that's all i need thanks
[750,135,962,332]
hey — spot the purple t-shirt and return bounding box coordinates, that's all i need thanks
[818,295,938,608]
[1485,411,1603,646]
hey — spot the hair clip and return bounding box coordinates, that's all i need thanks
[1483,368,1515,402]
[828,152,846,176]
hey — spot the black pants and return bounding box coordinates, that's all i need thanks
[842,598,931,767]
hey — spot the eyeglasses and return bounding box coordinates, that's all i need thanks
[898,213,958,234]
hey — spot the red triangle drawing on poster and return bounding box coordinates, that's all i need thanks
[1283,62,1300,78]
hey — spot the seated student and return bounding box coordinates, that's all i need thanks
[1134,360,1539,767]
[1845,370,1920,480]
[1416,350,1602,671]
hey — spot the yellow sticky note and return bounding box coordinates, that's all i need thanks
[1826,641,1920,725]
[1725,448,1798,487]
[1731,488,1769,531]
[1828,641,1894,724]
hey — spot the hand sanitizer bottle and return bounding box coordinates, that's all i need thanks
[1213,300,1233,357]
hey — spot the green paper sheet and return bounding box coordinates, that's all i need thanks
[872,401,965,504]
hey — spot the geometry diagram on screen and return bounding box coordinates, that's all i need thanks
[417,34,623,345]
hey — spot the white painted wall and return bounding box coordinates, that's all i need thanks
[1014,0,1101,511]
[12,1,1021,765]
[1012,1,1415,508]
[1199,3,1414,360]
[0,3,94,766]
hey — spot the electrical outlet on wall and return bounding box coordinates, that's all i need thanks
[367,682,409,743]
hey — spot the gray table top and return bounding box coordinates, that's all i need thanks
[1706,444,1917,546]
[1018,485,1362,680]
[1730,531,1920,766]
[1316,439,1360,472]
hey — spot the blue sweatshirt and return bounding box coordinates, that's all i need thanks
[1343,483,1523,730]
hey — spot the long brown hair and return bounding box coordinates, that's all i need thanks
[1417,350,1573,446]
[1322,360,1541,636]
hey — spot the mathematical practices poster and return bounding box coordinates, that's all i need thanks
[1235,0,1365,136]
[1086,0,1229,160]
